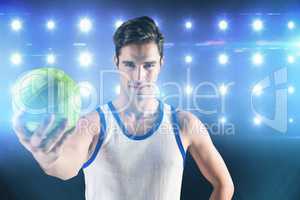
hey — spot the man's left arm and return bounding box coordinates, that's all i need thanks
[177,110,234,200]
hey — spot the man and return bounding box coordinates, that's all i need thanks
[13,16,234,200]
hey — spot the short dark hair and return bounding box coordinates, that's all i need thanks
[113,16,164,65]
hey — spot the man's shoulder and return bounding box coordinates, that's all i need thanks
[170,108,199,126]
[161,101,200,126]
[173,109,209,149]
[174,108,206,133]
[169,108,197,150]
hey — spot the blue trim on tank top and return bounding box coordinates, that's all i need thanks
[170,106,186,167]
[82,106,107,169]
[107,99,164,141]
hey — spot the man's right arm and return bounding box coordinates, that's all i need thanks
[13,111,101,180]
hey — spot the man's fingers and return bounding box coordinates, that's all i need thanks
[51,126,75,155]
[12,111,34,151]
[30,114,55,148]
[14,125,32,151]
[12,111,31,142]
[43,119,69,153]
[34,114,55,137]
[13,122,30,142]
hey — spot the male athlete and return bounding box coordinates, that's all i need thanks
[13,16,234,200]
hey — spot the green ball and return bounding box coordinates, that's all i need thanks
[12,67,81,135]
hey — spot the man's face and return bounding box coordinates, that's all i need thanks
[115,41,163,102]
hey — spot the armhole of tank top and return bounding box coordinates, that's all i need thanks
[170,106,187,167]
[82,106,107,169]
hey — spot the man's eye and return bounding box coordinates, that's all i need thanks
[125,63,135,68]
[144,64,155,68]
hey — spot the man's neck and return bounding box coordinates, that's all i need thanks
[112,94,159,121]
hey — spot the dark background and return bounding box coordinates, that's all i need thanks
[2,125,300,200]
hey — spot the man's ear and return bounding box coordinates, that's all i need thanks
[113,55,119,69]
[160,56,164,67]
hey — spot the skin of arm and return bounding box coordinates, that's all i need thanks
[37,111,100,180]
[177,110,234,200]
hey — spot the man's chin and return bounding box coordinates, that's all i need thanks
[132,93,157,101]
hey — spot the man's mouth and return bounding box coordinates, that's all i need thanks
[128,83,149,90]
[128,84,153,96]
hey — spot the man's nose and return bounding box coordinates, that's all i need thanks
[134,65,145,81]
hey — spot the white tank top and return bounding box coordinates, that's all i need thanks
[82,99,187,200]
